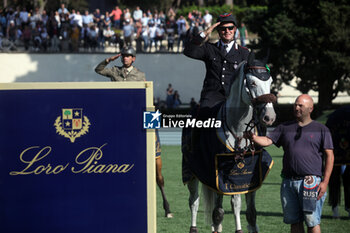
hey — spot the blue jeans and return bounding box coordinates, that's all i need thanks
[142,35,149,51]
[281,177,326,227]
[114,20,120,29]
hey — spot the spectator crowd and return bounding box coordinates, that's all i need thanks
[0,4,221,53]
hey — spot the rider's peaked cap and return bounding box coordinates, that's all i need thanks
[121,46,136,57]
[217,13,237,26]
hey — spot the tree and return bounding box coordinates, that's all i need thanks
[225,0,233,6]
[249,0,350,109]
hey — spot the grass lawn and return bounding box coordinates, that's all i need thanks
[156,145,350,233]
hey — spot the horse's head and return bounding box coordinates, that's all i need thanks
[243,54,276,126]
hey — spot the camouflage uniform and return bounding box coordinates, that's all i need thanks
[95,59,146,81]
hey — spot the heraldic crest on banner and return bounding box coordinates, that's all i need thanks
[54,108,90,143]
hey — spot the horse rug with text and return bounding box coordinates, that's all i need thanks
[216,150,273,194]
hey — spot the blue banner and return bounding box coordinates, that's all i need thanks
[0,85,153,233]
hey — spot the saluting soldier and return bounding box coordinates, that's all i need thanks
[95,46,146,81]
[184,13,249,116]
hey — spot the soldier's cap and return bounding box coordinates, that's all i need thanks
[121,46,136,57]
[217,13,237,26]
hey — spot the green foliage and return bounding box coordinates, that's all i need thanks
[233,5,267,24]
[176,4,232,19]
[176,4,266,23]
[118,0,172,11]
[248,0,350,108]
[69,0,89,12]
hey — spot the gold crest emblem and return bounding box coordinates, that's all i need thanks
[54,108,90,143]
[237,162,245,169]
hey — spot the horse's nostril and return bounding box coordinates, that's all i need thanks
[264,116,270,122]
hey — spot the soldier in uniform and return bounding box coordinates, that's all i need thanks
[184,13,249,117]
[95,46,146,81]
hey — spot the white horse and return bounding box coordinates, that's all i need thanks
[182,54,276,233]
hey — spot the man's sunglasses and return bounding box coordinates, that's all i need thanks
[218,26,235,31]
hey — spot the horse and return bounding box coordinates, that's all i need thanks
[182,53,276,233]
[325,106,350,218]
[155,129,173,218]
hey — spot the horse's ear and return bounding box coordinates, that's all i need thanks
[247,52,255,66]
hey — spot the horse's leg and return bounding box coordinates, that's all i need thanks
[201,185,224,233]
[156,157,173,218]
[329,166,341,218]
[343,165,350,216]
[231,194,243,233]
[212,194,224,233]
[245,192,259,233]
[187,178,199,233]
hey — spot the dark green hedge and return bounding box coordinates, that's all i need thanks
[176,4,267,25]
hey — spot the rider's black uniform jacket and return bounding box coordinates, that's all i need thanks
[184,33,249,109]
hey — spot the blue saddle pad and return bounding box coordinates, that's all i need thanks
[216,149,273,194]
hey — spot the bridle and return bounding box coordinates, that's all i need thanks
[222,64,276,161]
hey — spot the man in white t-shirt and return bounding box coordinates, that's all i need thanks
[203,10,212,29]
[133,6,143,22]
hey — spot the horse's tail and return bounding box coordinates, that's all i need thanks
[201,184,216,224]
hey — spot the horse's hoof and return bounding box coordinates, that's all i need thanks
[212,207,224,225]
[165,212,174,218]
[189,226,198,233]
[235,230,243,233]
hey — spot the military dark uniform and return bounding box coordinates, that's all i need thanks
[184,38,249,109]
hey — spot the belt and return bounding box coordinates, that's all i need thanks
[284,175,321,180]
[288,176,305,180]
[281,174,305,180]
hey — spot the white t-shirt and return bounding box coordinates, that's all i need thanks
[203,13,212,24]
[149,26,157,39]
[133,10,143,21]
